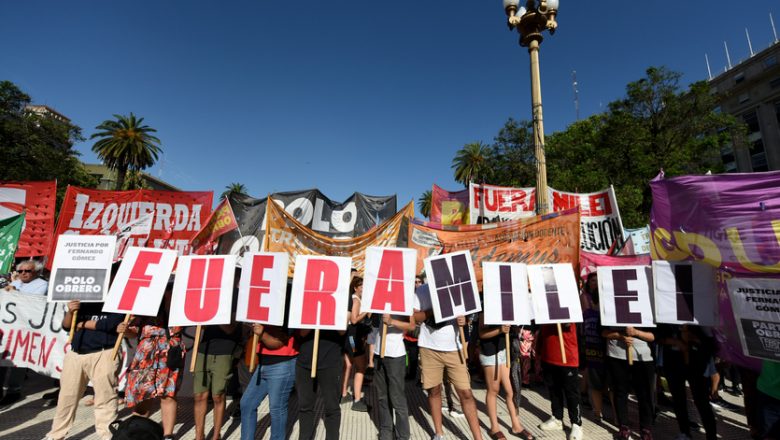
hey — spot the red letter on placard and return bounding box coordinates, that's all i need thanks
[117,251,163,310]
[371,250,405,312]
[301,259,339,326]
[184,258,225,322]
[246,255,275,321]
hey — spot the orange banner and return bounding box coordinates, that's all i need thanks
[190,199,238,254]
[408,208,580,284]
[266,199,414,276]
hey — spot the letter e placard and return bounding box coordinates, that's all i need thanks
[235,252,289,326]
[597,266,654,327]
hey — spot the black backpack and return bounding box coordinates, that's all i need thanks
[109,415,164,440]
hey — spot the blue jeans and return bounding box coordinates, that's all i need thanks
[240,358,296,440]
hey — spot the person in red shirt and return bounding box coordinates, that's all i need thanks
[537,323,583,440]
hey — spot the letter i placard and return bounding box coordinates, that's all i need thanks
[482,262,532,326]
[652,261,717,326]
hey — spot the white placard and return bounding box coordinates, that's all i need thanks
[235,252,289,325]
[360,247,417,316]
[424,250,481,323]
[482,262,532,325]
[168,255,237,327]
[528,263,583,324]
[102,247,178,316]
[48,234,117,302]
[653,261,717,326]
[728,277,780,361]
[598,265,655,327]
[288,255,351,330]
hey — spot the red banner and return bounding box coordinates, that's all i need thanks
[190,199,238,254]
[52,186,213,261]
[430,184,469,225]
[0,181,57,257]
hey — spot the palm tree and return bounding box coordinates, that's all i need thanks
[221,182,248,200]
[90,113,161,190]
[452,142,493,186]
[418,190,432,219]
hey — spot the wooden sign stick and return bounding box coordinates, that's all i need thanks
[189,325,202,373]
[505,332,511,369]
[249,333,259,373]
[459,327,468,362]
[557,323,567,364]
[380,323,388,358]
[310,329,321,378]
[112,314,132,360]
[68,311,78,343]
[628,345,634,365]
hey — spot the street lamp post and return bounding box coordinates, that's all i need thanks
[502,0,559,215]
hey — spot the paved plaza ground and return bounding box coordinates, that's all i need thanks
[0,368,751,440]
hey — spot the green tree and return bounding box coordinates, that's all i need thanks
[452,142,493,186]
[489,118,537,187]
[417,190,432,219]
[90,113,162,190]
[123,170,151,190]
[221,182,248,200]
[0,80,97,207]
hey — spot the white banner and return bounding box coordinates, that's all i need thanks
[597,266,655,327]
[482,262,532,325]
[48,234,117,302]
[288,256,351,330]
[653,261,718,326]
[168,255,237,327]
[360,247,417,316]
[235,252,289,325]
[424,250,481,323]
[728,277,780,361]
[548,186,625,255]
[528,264,583,324]
[469,183,535,224]
[102,247,178,316]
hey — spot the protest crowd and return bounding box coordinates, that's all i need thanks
[0,178,779,440]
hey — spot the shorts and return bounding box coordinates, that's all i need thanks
[587,364,609,391]
[479,349,507,367]
[193,354,233,395]
[420,347,470,390]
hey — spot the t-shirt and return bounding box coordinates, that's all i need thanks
[198,324,241,356]
[297,329,345,370]
[605,326,653,362]
[11,277,48,295]
[539,323,579,367]
[758,360,780,401]
[368,317,407,358]
[414,284,461,352]
[479,326,506,357]
[70,302,124,355]
[260,330,299,366]
[582,300,605,367]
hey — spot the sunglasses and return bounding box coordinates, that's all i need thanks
[17,269,34,273]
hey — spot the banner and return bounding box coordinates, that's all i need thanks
[728,277,780,361]
[549,186,624,254]
[360,247,417,316]
[235,252,289,325]
[424,250,481,323]
[52,186,213,261]
[469,183,535,224]
[597,266,655,327]
[431,185,469,225]
[266,200,413,277]
[219,190,397,259]
[408,208,580,284]
[650,171,780,273]
[579,251,652,278]
[288,255,351,330]
[0,213,25,273]
[528,263,583,324]
[102,247,178,316]
[169,255,237,327]
[48,235,116,302]
[0,181,57,257]
[482,262,532,326]
[652,261,718,326]
[190,198,238,255]
[619,226,651,256]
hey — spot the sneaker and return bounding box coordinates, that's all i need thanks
[340,393,352,404]
[570,423,584,440]
[539,417,563,431]
[615,425,632,440]
[351,399,369,412]
[447,408,465,418]
[431,435,445,440]
[672,434,692,440]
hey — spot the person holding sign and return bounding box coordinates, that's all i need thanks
[602,326,656,440]
[579,271,612,423]
[341,277,372,412]
[46,301,124,440]
[478,317,533,440]
[413,284,484,440]
[537,323,583,438]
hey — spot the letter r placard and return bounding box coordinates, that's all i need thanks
[288,255,351,330]
[528,264,583,324]
[168,255,237,327]
[102,247,178,316]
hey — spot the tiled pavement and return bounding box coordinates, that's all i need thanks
[0,370,750,439]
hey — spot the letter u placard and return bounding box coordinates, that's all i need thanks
[168,255,237,326]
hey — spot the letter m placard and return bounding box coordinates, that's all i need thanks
[424,250,481,323]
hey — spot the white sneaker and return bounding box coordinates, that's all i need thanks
[570,423,584,440]
[539,417,564,431]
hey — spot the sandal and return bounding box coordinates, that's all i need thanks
[511,429,535,440]
[489,431,507,440]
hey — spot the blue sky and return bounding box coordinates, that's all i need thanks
[3,1,778,215]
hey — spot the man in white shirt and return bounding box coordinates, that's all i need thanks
[413,284,484,440]
[1,259,49,405]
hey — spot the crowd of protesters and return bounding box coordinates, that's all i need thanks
[1,259,778,440]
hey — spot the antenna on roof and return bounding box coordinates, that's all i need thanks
[771,13,779,43]
[724,41,733,69]
[746,28,754,56]
[571,70,580,121]
[705,54,713,80]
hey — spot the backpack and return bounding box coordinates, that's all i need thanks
[109,415,164,440]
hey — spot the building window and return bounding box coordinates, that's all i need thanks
[771,77,780,89]
[765,56,778,69]
[735,72,746,84]
[743,111,761,133]
[739,93,750,103]
[751,139,768,171]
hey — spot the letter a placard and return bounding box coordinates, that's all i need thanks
[597,266,654,327]
[102,247,178,316]
[235,252,289,326]
[528,264,583,324]
[168,255,237,327]
[482,262,531,326]
[424,250,481,323]
[360,247,417,316]
[652,260,717,326]
[288,255,351,330]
